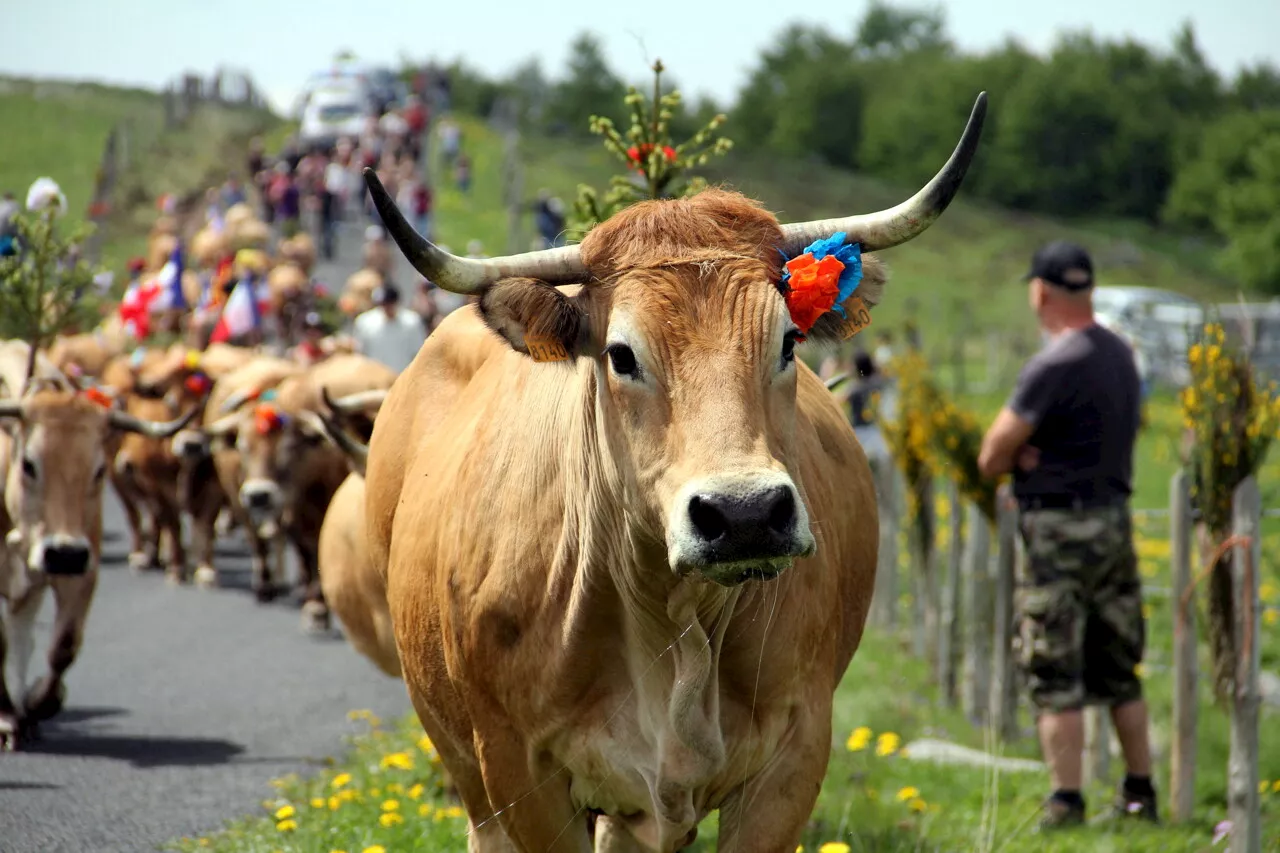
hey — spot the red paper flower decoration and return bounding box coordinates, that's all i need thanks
[185,372,212,396]
[783,253,846,335]
[254,404,285,436]
[82,387,114,409]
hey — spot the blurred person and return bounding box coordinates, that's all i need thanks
[321,153,348,260]
[465,239,486,259]
[438,117,461,168]
[269,163,301,238]
[454,153,472,193]
[873,330,895,368]
[977,240,1154,830]
[292,311,333,366]
[842,350,891,470]
[363,225,394,280]
[352,284,426,374]
[220,175,246,210]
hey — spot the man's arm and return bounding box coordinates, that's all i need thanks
[978,407,1035,479]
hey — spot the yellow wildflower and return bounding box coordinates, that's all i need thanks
[1273,780,1280,793]
[331,850,348,853]
[418,803,434,817]
[909,798,928,813]
[876,732,900,757]
[444,805,466,819]
[331,772,352,789]
[1135,663,1148,679]
[276,819,297,832]
[386,782,404,795]
[362,847,387,853]
[896,786,920,802]
[273,805,295,820]
[796,847,804,853]
[380,752,415,771]
[310,797,325,809]
[418,734,435,753]
[381,799,400,812]
[846,726,872,752]
[370,787,381,797]
[408,783,425,799]
[379,812,404,827]
[328,796,341,811]
[1142,604,1152,620]
[1261,781,1270,794]
[819,844,851,853]
[1260,582,1277,603]
[1265,610,1278,628]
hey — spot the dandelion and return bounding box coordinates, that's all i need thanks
[444,805,466,819]
[274,805,296,820]
[380,752,415,771]
[418,803,434,817]
[1265,610,1278,628]
[1259,781,1270,794]
[408,783,425,800]
[332,773,352,789]
[381,799,400,812]
[876,732,901,757]
[386,782,403,795]
[1273,780,1280,793]
[1261,582,1277,602]
[328,796,341,811]
[379,812,404,827]
[846,726,872,752]
[417,734,435,753]
[896,786,920,802]
[909,798,928,813]
[819,843,851,853]
[370,788,381,797]
[363,847,387,853]
[276,819,298,832]
[310,797,325,809]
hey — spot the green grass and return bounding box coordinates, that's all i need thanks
[170,393,1279,852]
[0,76,281,278]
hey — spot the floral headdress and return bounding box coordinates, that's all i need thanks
[781,232,864,337]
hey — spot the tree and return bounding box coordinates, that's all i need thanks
[1215,134,1280,292]
[1232,62,1280,112]
[853,0,951,57]
[0,185,101,384]
[545,32,627,137]
[1163,110,1280,233]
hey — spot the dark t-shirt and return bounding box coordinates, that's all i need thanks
[1008,324,1140,503]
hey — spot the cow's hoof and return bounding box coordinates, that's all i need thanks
[23,677,66,723]
[214,511,236,537]
[301,601,331,634]
[193,566,218,589]
[0,712,22,751]
[128,551,153,573]
[165,568,188,586]
[254,584,281,604]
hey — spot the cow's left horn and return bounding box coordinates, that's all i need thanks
[323,387,388,415]
[780,92,988,256]
[109,398,204,439]
[364,168,587,293]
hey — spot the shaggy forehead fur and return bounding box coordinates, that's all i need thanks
[580,188,786,281]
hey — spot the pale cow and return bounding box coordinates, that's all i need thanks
[362,96,986,851]
[0,342,202,749]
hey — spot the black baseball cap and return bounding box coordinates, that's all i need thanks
[1025,240,1094,290]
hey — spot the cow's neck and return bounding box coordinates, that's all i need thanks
[555,372,742,838]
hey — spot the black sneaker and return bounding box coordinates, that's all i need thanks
[1107,782,1159,823]
[1039,795,1086,830]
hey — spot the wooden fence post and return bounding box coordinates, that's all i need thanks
[937,479,963,704]
[1228,476,1261,853]
[872,460,899,629]
[1170,468,1197,823]
[990,484,1019,741]
[961,503,992,724]
[908,475,936,659]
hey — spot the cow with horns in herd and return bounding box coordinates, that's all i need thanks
[1,86,987,853]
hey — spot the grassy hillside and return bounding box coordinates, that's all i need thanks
[0,76,281,273]
[428,114,1246,361]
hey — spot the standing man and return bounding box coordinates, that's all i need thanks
[977,241,1156,829]
[352,284,427,374]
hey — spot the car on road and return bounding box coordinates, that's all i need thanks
[1092,285,1205,388]
[299,82,374,151]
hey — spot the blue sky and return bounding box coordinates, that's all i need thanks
[1,0,1275,114]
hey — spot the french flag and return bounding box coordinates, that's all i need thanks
[149,242,187,312]
[209,275,262,343]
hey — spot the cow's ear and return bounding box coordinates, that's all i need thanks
[478,278,589,362]
[801,253,888,345]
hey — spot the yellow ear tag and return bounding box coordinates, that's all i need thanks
[835,294,872,340]
[524,333,570,363]
[184,350,202,370]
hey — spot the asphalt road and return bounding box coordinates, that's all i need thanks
[0,211,415,853]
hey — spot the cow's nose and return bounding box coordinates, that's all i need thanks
[687,485,798,560]
[43,540,91,576]
[243,489,273,510]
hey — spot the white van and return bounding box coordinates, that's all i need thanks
[299,82,373,150]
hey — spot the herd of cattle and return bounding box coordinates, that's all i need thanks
[3,91,986,852]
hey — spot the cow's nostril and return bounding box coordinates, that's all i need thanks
[245,491,271,509]
[688,495,729,543]
[45,544,90,576]
[767,488,796,534]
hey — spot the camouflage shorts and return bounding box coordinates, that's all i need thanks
[1015,505,1146,714]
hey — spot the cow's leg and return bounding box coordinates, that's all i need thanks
[23,574,97,724]
[291,533,329,634]
[245,527,280,603]
[2,585,47,747]
[0,604,25,749]
[111,469,152,571]
[191,481,223,590]
[594,817,653,853]
[159,500,187,584]
[714,709,831,853]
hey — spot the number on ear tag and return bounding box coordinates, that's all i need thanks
[525,334,569,363]
[836,295,873,340]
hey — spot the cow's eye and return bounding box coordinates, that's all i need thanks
[21,457,37,481]
[781,330,801,368]
[93,465,106,484]
[606,344,640,379]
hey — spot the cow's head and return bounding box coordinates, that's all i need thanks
[1,388,204,575]
[369,95,986,586]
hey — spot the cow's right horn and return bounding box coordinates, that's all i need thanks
[109,399,204,439]
[364,168,587,293]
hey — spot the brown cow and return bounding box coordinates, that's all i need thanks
[172,355,302,594]
[362,96,985,851]
[309,391,399,676]
[112,394,190,581]
[201,355,394,629]
[0,343,202,749]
